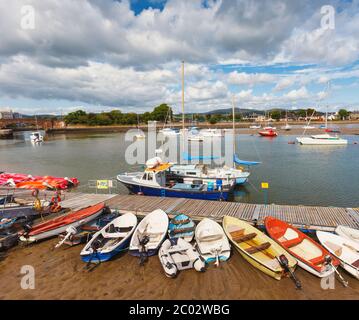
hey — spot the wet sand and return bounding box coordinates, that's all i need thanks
[1,239,358,300]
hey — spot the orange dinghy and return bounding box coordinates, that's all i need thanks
[265,217,340,278]
[20,203,105,242]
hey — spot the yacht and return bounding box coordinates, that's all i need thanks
[168,164,250,186]
[159,128,180,136]
[296,134,348,145]
[200,128,223,137]
[30,131,44,143]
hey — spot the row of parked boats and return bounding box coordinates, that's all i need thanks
[3,201,357,286]
[0,172,79,190]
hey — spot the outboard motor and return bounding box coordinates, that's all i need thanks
[277,254,302,289]
[139,235,150,266]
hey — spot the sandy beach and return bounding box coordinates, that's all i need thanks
[1,238,358,300]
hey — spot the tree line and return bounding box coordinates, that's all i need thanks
[64,104,352,126]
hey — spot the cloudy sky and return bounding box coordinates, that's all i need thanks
[1,0,359,114]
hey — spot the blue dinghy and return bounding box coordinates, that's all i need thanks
[169,213,195,242]
[80,213,137,263]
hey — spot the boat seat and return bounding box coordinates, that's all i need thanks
[280,237,303,248]
[232,232,257,243]
[309,255,326,266]
[198,230,223,242]
[245,242,271,254]
[352,259,359,268]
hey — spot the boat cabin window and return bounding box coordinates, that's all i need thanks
[186,172,197,175]
[142,172,154,181]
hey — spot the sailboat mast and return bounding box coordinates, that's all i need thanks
[232,95,236,168]
[325,105,328,129]
[181,61,185,134]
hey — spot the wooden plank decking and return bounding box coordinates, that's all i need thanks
[53,193,359,231]
[2,188,358,232]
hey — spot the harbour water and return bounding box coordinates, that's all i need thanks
[1,131,358,207]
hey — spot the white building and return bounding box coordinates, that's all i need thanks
[0,109,14,119]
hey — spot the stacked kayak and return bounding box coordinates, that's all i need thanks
[0,172,79,190]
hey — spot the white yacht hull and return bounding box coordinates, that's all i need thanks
[296,137,348,145]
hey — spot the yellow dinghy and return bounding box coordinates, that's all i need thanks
[223,216,298,281]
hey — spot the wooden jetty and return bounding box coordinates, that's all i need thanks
[56,193,359,232]
[2,188,358,232]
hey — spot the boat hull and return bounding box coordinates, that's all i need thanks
[121,182,231,201]
[81,238,131,263]
[296,137,348,145]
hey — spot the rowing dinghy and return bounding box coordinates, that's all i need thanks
[168,213,195,242]
[335,225,359,244]
[223,216,297,280]
[159,238,205,277]
[195,218,230,265]
[129,209,168,264]
[19,203,105,243]
[317,231,359,280]
[80,213,137,263]
[265,217,340,278]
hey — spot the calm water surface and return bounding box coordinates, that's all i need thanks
[1,131,358,207]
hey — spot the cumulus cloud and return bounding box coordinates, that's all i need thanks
[0,0,358,112]
[228,72,275,86]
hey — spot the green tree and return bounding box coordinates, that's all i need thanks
[151,104,172,122]
[270,110,282,121]
[64,110,88,124]
[338,109,349,120]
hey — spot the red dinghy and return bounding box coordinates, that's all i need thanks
[258,129,278,137]
[20,203,105,242]
[264,217,340,277]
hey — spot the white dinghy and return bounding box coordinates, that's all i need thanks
[335,225,359,244]
[80,213,137,263]
[159,238,206,278]
[195,218,231,266]
[317,231,359,280]
[129,209,169,265]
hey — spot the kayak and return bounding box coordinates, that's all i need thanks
[19,203,105,242]
[0,172,79,189]
[223,216,297,280]
[317,231,359,280]
[265,217,340,278]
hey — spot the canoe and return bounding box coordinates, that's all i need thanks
[168,213,195,242]
[80,213,137,263]
[195,218,231,264]
[19,203,105,242]
[317,231,359,280]
[159,238,205,278]
[335,225,359,244]
[223,216,297,280]
[129,209,168,260]
[265,217,340,277]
